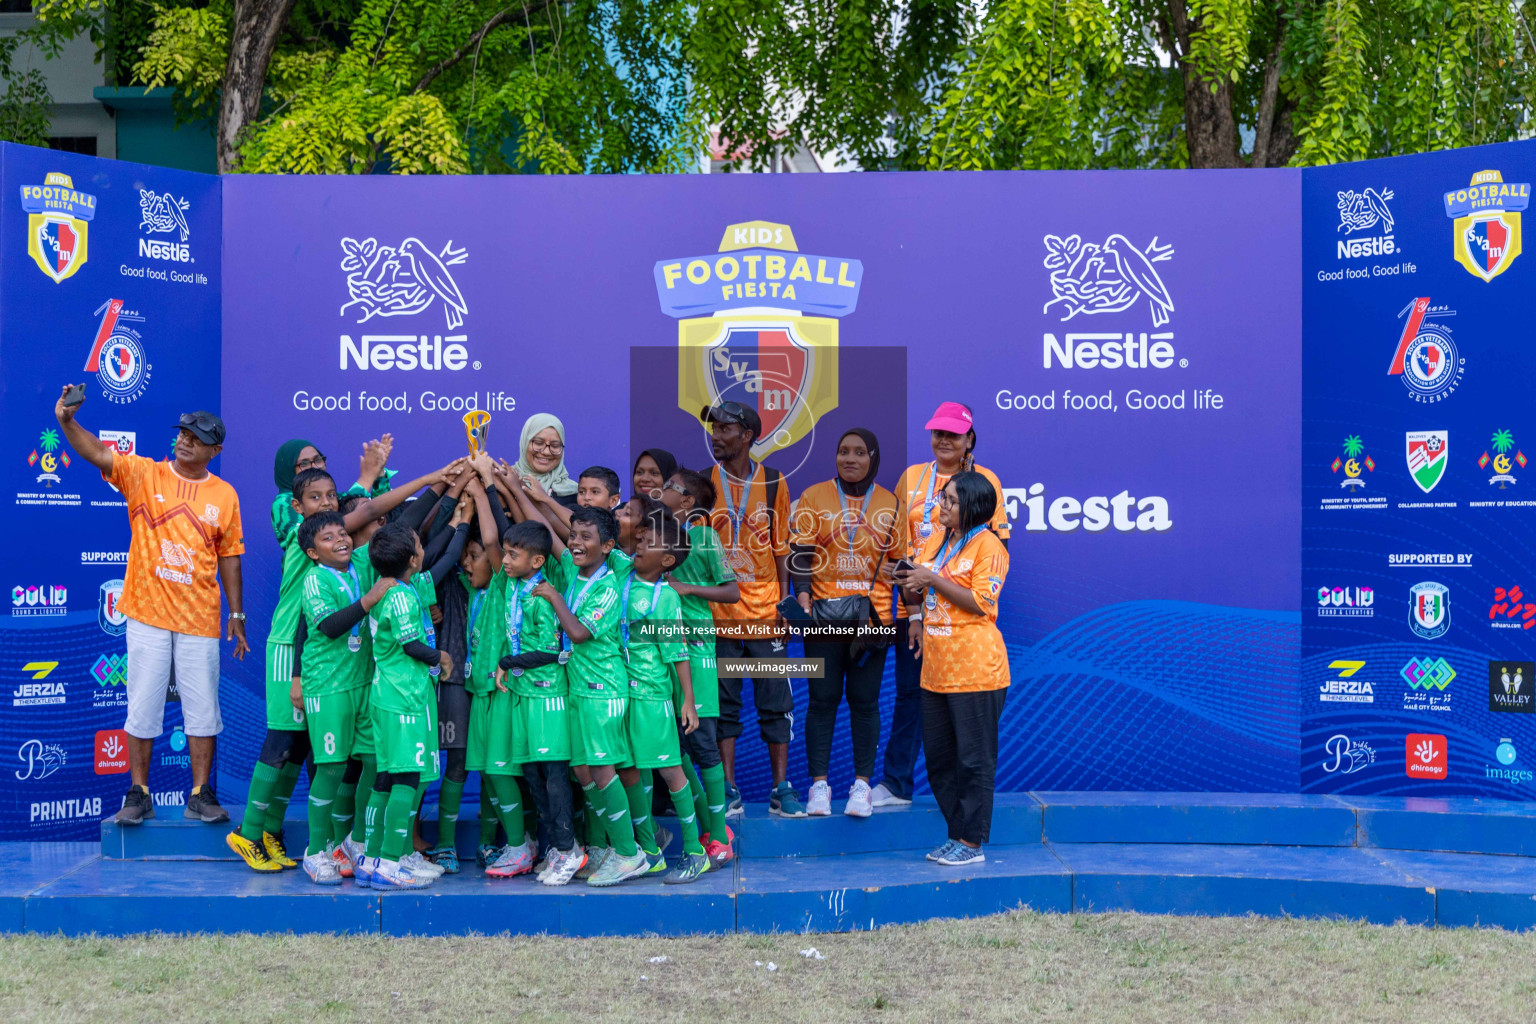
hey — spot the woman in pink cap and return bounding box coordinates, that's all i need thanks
[869,401,1009,808]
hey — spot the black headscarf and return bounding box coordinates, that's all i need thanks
[274,438,318,493]
[634,448,679,493]
[835,428,880,498]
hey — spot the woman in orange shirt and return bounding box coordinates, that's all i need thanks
[895,471,1010,867]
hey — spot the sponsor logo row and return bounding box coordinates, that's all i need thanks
[1322,732,1534,786]
[15,726,190,784]
[1317,658,1533,715]
[1314,582,1533,632]
[1327,430,1525,496]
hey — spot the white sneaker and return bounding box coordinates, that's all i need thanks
[805,780,832,816]
[372,858,434,889]
[844,779,873,818]
[302,849,343,885]
[342,834,366,865]
[869,783,911,807]
[541,845,586,886]
[402,851,445,878]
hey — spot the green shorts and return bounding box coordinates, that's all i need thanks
[266,641,305,731]
[371,703,435,776]
[626,698,682,769]
[514,692,571,764]
[569,695,630,767]
[686,641,720,719]
[483,688,522,777]
[302,687,369,763]
[421,699,441,783]
[465,692,493,773]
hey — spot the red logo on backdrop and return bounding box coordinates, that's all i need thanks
[1405,733,1448,779]
[95,729,129,774]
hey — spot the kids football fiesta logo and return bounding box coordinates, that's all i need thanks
[654,222,862,461]
[1443,169,1527,281]
[20,171,96,283]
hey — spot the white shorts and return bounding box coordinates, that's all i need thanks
[125,617,222,739]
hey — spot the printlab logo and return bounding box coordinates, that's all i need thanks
[1443,169,1528,281]
[1489,586,1535,631]
[1489,739,1534,785]
[1388,298,1463,403]
[13,660,65,707]
[15,739,66,781]
[27,427,70,488]
[1336,187,1397,259]
[21,171,96,283]
[1405,430,1449,494]
[83,299,151,404]
[1322,733,1374,774]
[656,221,859,462]
[98,579,126,635]
[11,585,66,618]
[1317,586,1373,618]
[1331,435,1374,488]
[1406,733,1448,780]
[1318,661,1373,704]
[1478,429,1524,488]
[1488,660,1534,714]
[1409,581,1450,639]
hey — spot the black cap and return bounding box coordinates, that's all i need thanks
[177,410,226,446]
[701,400,761,440]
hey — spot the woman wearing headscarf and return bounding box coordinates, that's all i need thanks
[788,428,900,818]
[632,448,678,501]
[514,413,580,510]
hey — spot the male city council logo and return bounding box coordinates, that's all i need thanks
[654,222,862,462]
[1042,233,1174,326]
[1409,581,1451,640]
[340,237,469,329]
[1479,429,1525,488]
[1405,429,1449,493]
[1387,297,1462,402]
[83,299,151,404]
[1330,435,1374,488]
[1443,169,1528,282]
[20,171,96,283]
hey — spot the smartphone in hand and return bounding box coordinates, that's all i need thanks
[62,383,85,408]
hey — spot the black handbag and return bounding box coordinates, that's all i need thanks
[808,518,896,655]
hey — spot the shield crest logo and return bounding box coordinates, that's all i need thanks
[1405,430,1449,493]
[28,213,88,283]
[1408,581,1450,639]
[98,579,126,636]
[1455,211,1522,282]
[678,315,839,462]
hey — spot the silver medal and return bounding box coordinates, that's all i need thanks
[347,634,361,653]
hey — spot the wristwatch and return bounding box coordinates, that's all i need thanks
[229,612,247,621]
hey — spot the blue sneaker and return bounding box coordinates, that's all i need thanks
[937,843,985,867]
[353,854,376,888]
[724,783,744,819]
[372,858,434,889]
[430,846,461,874]
[926,839,958,863]
[769,782,807,818]
[477,843,500,868]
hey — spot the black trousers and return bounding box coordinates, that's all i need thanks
[522,760,574,852]
[804,639,887,779]
[716,637,794,744]
[921,687,1007,845]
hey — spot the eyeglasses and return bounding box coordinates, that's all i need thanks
[938,492,958,507]
[528,439,564,454]
[295,453,327,472]
[662,481,689,495]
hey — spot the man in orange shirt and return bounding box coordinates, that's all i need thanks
[702,401,804,818]
[55,386,248,827]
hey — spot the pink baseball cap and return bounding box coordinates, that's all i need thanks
[924,401,974,435]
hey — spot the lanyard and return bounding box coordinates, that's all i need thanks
[620,576,664,659]
[327,565,363,650]
[464,586,486,676]
[912,462,945,543]
[720,465,761,553]
[560,565,609,654]
[413,579,439,678]
[926,525,985,609]
[506,571,543,657]
[837,484,872,547]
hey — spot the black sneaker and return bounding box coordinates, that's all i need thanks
[185,784,229,823]
[114,785,154,826]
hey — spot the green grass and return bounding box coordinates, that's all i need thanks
[3,909,1534,1023]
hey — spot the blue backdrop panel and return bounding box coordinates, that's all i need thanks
[0,143,221,839]
[1301,139,1536,799]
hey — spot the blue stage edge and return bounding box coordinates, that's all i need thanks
[7,792,1536,936]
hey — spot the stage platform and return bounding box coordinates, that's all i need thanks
[8,792,1536,936]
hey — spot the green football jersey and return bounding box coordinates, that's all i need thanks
[368,582,433,714]
[499,569,567,697]
[672,523,733,623]
[459,572,508,697]
[620,577,687,700]
[269,495,310,649]
[545,549,625,700]
[299,553,373,697]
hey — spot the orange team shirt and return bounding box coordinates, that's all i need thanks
[708,464,791,633]
[893,461,1009,618]
[918,528,1010,694]
[788,480,900,611]
[106,453,245,639]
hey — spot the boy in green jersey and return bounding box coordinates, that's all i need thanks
[229,459,445,875]
[288,511,394,884]
[618,512,712,883]
[659,468,742,866]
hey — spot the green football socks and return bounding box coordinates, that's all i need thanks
[350,754,376,845]
[598,776,637,858]
[487,774,526,846]
[700,763,728,844]
[626,773,659,856]
[382,783,417,862]
[306,762,344,857]
[437,777,464,851]
[669,781,705,856]
[478,785,499,846]
[363,786,388,859]
[262,760,301,835]
[238,762,281,842]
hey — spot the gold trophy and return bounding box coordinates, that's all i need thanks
[463,410,491,455]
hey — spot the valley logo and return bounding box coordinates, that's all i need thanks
[1488,660,1534,714]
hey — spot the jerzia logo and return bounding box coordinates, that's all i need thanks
[21,171,96,283]
[1405,430,1449,493]
[1388,298,1462,403]
[338,237,473,372]
[1331,435,1374,488]
[1336,188,1397,260]
[1040,233,1179,371]
[1478,429,1524,488]
[1444,169,1527,282]
[655,222,860,462]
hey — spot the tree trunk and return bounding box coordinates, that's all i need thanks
[1180,69,1243,168]
[216,0,300,173]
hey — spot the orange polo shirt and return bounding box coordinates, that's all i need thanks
[106,454,244,639]
[919,528,1010,694]
[893,461,1009,618]
[708,464,790,635]
[789,480,900,610]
